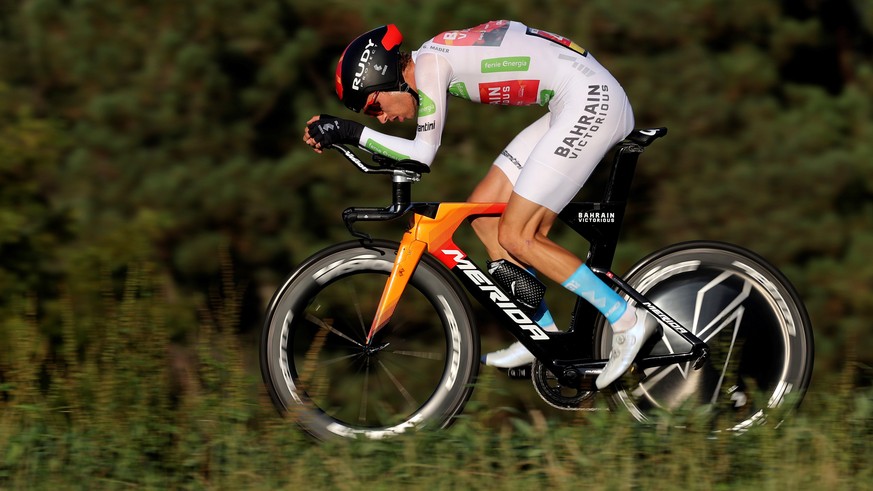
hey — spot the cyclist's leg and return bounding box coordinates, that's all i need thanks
[469,115,560,367]
[470,168,561,367]
[497,84,652,387]
[501,193,653,387]
[469,113,550,261]
[468,166,514,261]
[498,84,633,286]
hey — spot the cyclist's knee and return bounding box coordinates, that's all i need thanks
[497,221,536,263]
[498,196,554,263]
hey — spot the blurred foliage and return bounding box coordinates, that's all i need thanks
[1,0,873,485]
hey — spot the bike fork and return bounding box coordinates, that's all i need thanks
[367,232,426,343]
[365,202,507,344]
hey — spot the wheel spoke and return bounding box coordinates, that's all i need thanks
[319,351,364,367]
[344,280,371,343]
[388,350,444,361]
[306,313,363,347]
[377,360,418,409]
[297,321,330,403]
[359,358,371,423]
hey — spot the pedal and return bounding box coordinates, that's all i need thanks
[506,365,532,379]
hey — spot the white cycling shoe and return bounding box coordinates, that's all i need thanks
[482,341,536,368]
[482,321,559,368]
[596,308,657,389]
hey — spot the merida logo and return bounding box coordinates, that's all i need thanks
[441,249,549,341]
[417,121,436,132]
[642,302,688,334]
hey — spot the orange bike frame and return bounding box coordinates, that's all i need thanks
[367,202,506,342]
[341,128,708,378]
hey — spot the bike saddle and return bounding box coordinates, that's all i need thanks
[626,127,668,147]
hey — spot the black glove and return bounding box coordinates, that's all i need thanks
[307,115,364,149]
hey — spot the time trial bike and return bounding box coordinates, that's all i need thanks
[260,128,814,440]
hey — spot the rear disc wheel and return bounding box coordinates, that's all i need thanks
[596,241,814,431]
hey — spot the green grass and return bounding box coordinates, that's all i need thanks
[0,261,870,490]
[1,394,871,491]
[1,354,870,490]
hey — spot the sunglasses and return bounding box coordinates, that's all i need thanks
[363,92,382,116]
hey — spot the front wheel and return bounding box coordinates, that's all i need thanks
[596,241,814,431]
[260,240,479,440]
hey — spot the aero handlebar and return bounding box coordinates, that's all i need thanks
[330,144,433,240]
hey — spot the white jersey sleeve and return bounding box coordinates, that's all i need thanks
[357,52,451,166]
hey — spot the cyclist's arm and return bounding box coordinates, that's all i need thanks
[357,52,450,165]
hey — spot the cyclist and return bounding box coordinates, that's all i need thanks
[303,20,653,389]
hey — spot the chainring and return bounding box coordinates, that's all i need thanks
[531,360,599,411]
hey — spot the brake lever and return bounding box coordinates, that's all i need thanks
[342,207,374,242]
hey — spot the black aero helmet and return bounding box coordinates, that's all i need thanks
[335,25,414,112]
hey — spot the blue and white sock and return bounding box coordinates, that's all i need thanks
[532,300,559,331]
[561,264,628,325]
[526,268,559,331]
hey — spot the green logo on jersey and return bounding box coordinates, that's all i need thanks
[538,89,555,106]
[365,139,410,161]
[481,56,531,73]
[418,90,436,117]
[449,82,470,100]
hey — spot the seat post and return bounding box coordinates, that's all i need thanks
[603,144,642,204]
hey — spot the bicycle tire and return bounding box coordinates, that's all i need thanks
[594,241,814,431]
[260,240,479,440]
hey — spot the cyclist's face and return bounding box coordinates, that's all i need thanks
[363,92,383,116]
[365,91,416,124]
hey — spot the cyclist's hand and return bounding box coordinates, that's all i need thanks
[303,115,323,153]
[304,114,364,153]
